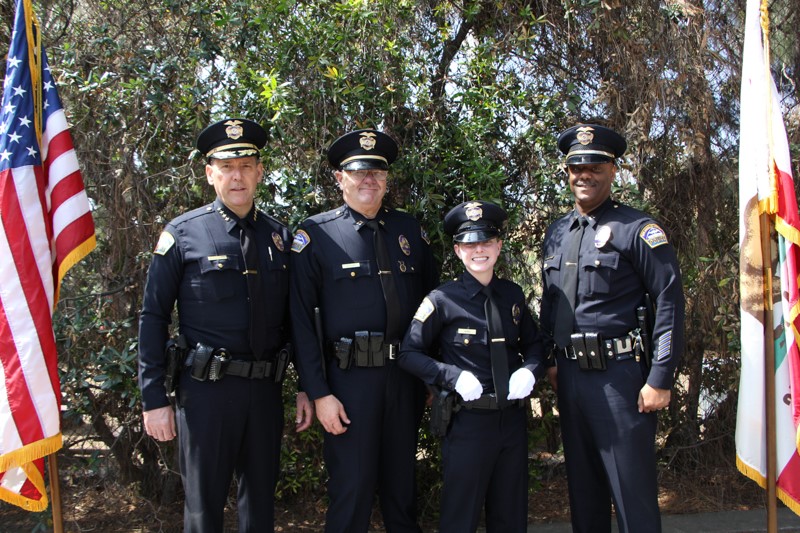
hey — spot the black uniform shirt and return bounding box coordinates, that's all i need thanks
[290,204,439,400]
[138,198,291,411]
[540,198,685,389]
[399,271,546,392]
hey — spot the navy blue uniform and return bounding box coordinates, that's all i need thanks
[290,204,438,533]
[400,271,546,532]
[138,198,291,532]
[540,198,684,533]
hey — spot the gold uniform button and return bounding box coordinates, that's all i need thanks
[594,260,600,266]
[350,272,356,277]
[464,338,470,345]
[217,263,224,269]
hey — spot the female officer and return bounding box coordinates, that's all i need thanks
[398,200,547,533]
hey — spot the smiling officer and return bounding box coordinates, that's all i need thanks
[540,123,685,533]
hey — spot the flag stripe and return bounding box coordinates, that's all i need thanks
[0,0,95,511]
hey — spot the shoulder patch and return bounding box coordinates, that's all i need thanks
[154,231,175,255]
[639,223,668,249]
[292,229,311,253]
[420,227,431,245]
[413,297,435,323]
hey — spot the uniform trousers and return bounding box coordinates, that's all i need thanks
[177,372,284,533]
[557,355,660,533]
[439,405,528,533]
[323,362,425,533]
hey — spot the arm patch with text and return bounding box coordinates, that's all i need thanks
[639,223,668,249]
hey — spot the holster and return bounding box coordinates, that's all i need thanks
[636,300,654,369]
[190,342,215,381]
[164,334,189,394]
[273,343,293,383]
[335,338,353,369]
[429,388,457,437]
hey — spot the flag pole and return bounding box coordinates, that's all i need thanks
[47,453,64,532]
[760,211,778,533]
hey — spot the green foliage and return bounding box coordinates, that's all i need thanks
[41,0,760,515]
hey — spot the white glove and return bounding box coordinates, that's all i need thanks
[507,368,536,400]
[455,371,483,401]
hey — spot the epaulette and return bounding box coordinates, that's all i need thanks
[170,203,217,227]
[305,206,349,226]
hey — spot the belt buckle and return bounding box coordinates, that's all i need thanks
[387,343,398,360]
[613,335,633,355]
[250,360,267,379]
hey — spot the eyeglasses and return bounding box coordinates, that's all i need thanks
[344,169,389,181]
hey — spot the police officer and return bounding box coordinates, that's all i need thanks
[540,123,685,533]
[399,200,546,533]
[290,129,438,533]
[138,118,313,532]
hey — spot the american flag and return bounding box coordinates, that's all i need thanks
[0,0,95,511]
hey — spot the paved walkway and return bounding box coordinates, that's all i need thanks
[517,508,800,532]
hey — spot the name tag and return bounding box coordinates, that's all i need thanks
[342,263,361,269]
[457,328,477,335]
[207,255,227,261]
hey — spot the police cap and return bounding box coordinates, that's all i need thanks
[196,118,267,160]
[557,124,627,165]
[327,129,398,171]
[444,200,507,243]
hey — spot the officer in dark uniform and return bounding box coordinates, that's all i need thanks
[138,118,313,532]
[399,200,546,533]
[290,129,438,533]
[540,123,685,533]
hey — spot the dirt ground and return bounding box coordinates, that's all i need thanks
[0,451,771,532]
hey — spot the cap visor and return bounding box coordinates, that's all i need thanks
[566,154,614,165]
[454,229,500,243]
[341,159,389,171]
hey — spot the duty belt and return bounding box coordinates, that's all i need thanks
[560,332,637,363]
[459,393,525,411]
[185,344,289,382]
[327,333,400,369]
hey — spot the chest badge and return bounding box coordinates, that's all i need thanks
[512,303,521,325]
[399,235,411,256]
[272,232,285,252]
[594,225,612,248]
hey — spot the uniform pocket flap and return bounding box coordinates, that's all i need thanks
[333,261,373,280]
[199,255,241,274]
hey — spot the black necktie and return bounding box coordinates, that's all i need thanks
[365,219,403,340]
[239,218,268,359]
[553,216,588,347]
[483,285,509,407]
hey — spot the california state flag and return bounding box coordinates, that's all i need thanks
[736,0,800,514]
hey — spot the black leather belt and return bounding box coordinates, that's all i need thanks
[224,359,277,379]
[460,394,525,410]
[561,334,636,361]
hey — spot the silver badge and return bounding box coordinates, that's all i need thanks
[594,225,612,248]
